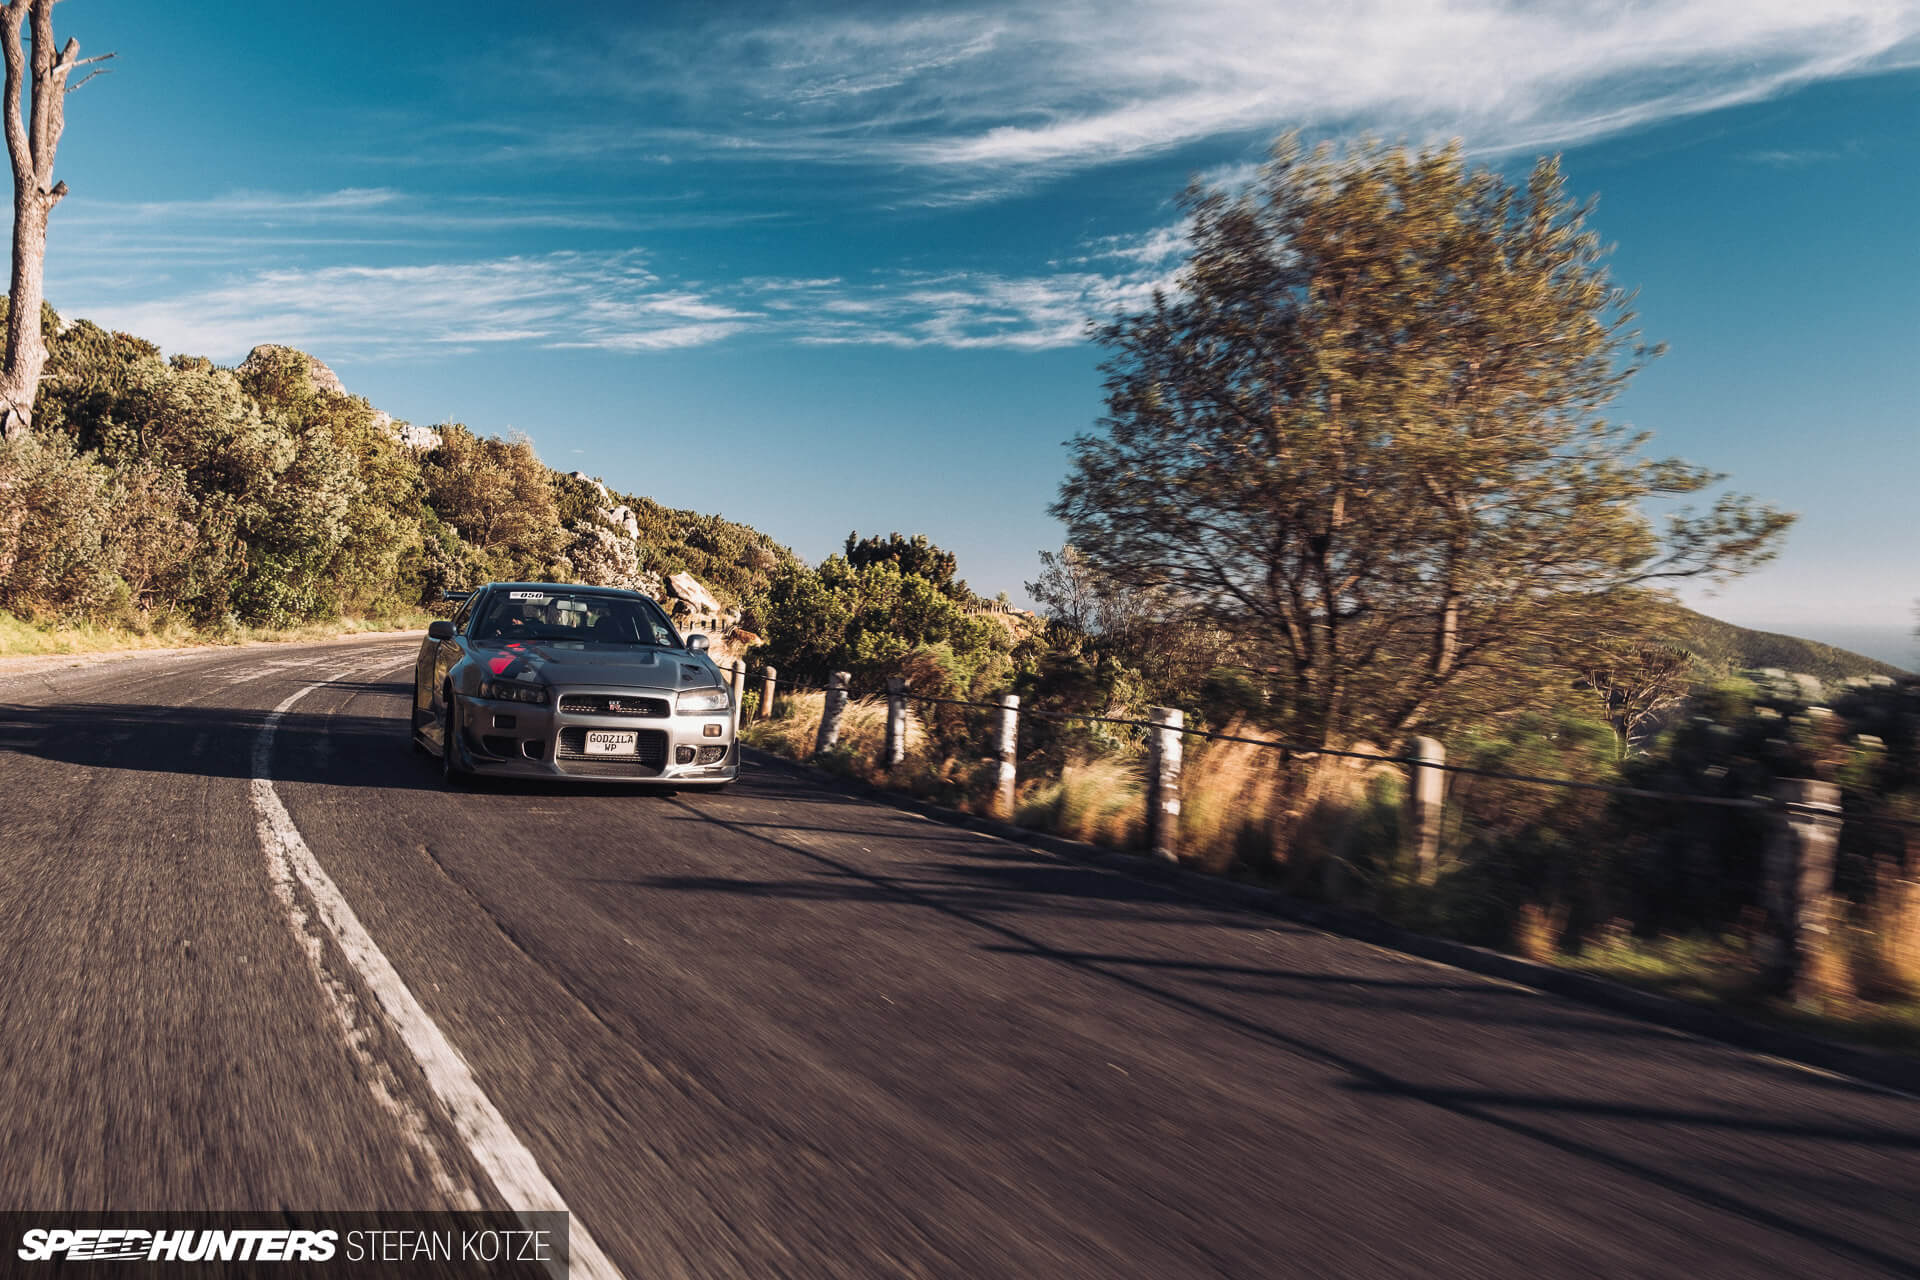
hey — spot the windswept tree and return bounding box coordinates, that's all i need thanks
[1026,545,1101,634]
[1056,136,1793,751]
[0,0,109,439]
[1576,639,1696,760]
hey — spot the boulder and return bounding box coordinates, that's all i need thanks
[666,571,722,616]
[604,504,641,539]
[568,471,613,503]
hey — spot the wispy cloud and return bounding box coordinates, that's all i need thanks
[61,232,1184,362]
[515,0,1920,192]
[1741,147,1848,166]
[750,266,1172,349]
[73,253,752,362]
[56,187,782,244]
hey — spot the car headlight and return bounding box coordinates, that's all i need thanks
[676,686,731,714]
[478,679,548,705]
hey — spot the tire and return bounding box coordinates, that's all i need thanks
[441,694,467,786]
[410,680,426,752]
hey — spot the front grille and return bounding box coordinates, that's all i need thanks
[557,693,670,718]
[555,727,667,776]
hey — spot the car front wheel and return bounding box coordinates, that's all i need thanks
[441,694,467,786]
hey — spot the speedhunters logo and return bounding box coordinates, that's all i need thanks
[18,1229,337,1262]
[2,1212,569,1275]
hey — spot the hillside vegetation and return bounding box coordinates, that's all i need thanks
[0,310,791,639]
[1670,605,1908,681]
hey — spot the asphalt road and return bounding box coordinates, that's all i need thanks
[2,637,1918,1278]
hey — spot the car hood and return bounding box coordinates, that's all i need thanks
[473,641,721,691]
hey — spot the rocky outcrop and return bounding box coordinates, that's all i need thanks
[391,421,440,451]
[239,344,347,397]
[563,521,644,591]
[564,473,639,537]
[569,472,612,503]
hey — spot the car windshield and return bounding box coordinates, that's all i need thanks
[471,589,681,647]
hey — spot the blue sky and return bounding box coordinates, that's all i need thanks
[45,1,1920,667]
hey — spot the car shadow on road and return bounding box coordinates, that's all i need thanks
[0,699,431,789]
[0,698,482,797]
[0,695,730,799]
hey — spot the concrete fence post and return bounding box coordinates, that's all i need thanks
[1407,736,1446,883]
[728,659,746,733]
[814,670,850,756]
[759,666,778,721]
[1145,706,1184,863]
[884,677,908,771]
[993,693,1020,819]
[1763,778,1844,1005]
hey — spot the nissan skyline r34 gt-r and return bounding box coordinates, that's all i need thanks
[412,582,737,788]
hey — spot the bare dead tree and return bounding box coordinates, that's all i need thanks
[0,0,109,440]
[1577,643,1697,760]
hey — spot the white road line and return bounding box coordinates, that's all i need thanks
[251,666,623,1280]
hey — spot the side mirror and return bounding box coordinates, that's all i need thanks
[427,620,456,641]
[686,633,710,653]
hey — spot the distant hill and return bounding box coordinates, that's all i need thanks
[1668,607,1909,682]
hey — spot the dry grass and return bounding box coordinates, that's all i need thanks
[1514,902,1570,963]
[1176,728,1401,898]
[740,692,992,809]
[0,608,435,659]
[741,692,905,762]
[745,704,1406,889]
[0,610,201,656]
[740,691,828,758]
[1855,865,1920,1000]
[1177,735,1287,874]
[1561,926,1920,1055]
[1016,756,1145,850]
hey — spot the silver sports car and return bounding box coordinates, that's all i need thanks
[412,582,737,788]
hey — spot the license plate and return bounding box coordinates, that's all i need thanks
[584,731,638,756]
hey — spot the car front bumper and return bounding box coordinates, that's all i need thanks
[452,686,737,784]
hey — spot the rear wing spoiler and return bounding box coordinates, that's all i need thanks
[440,589,472,604]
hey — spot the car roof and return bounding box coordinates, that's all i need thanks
[479,581,650,599]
